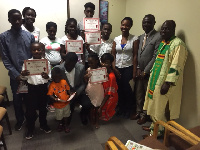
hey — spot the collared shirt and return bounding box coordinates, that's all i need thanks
[22,57,51,85]
[65,68,75,88]
[114,34,138,68]
[143,29,154,42]
[0,28,35,79]
[90,38,113,58]
[21,25,40,42]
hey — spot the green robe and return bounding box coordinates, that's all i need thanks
[143,37,188,122]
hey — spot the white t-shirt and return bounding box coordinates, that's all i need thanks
[114,34,138,68]
[22,58,51,85]
[90,38,113,58]
[60,35,84,62]
[21,25,40,42]
[65,68,75,88]
[40,37,62,65]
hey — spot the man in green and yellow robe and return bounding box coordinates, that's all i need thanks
[143,20,188,135]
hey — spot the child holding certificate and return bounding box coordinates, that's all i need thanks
[47,67,71,133]
[84,53,104,129]
[60,18,84,63]
[21,42,51,140]
[99,53,118,121]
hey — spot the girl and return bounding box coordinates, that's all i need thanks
[21,7,40,42]
[60,18,84,63]
[84,53,104,129]
[40,22,62,67]
[99,53,118,122]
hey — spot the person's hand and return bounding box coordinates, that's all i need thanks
[136,68,141,78]
[84,42,90,51]
[15,75,23,82]
[113,68,121,79]
[84,73,92,82]
[160,82,171,95]
[41,72,49,79]
[21,70,30,76]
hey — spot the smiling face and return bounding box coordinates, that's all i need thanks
[84,7,94,18]
[9,12,22,31]
[120,20,131,34]
[160,21,175,41]
[24,9,36,25]
[88,57,99,69]
[31,43,43,59]
[47,26,57,40]
[142,16,155,34]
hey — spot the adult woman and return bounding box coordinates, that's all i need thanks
[112,17,139,118]
[22,7,40,42]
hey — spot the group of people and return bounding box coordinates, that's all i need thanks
[0,2,188,140]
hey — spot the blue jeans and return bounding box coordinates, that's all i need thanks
[10,78,26,124]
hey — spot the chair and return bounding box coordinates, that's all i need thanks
[167,120,200,150]
[105,120,200,150]
[0,125,7,150]
[0,86,10,107]
[0,104,12,135]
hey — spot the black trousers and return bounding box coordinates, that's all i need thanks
[25,83,48,131]
[116,66,134,113]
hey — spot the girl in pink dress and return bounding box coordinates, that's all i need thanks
[84,53,104,129]
[99,53,118,121]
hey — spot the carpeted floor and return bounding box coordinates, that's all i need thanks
[3,104,152,150]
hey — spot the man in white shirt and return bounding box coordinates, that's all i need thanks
[57,52,92,125]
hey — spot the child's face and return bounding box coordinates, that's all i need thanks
[9,12,22,30]
[31,43,43,59]
[102,24,112,39]
[101,60,111,70]
[67,22,77,36]
[47,26,57,40]
[52,74,62,83]
[88,57,99,69]
[24,9,36,25]
[84,7,94,18]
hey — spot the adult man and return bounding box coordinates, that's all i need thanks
[130,14,162,125]
[143,20,188,136]
[0,9,35,130]
[57,52,92,125]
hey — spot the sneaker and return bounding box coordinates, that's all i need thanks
[46,105,55,112]
[40,125,52,133]
[15,119,26,131]
[25,130,33,140]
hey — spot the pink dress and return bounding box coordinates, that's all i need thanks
[85,68,104,107]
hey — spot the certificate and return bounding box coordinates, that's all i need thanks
[85,31,101,45]
[66,40,83,54]
[24,59,49,75]
[88,67,108,84]
[83,18,100,31]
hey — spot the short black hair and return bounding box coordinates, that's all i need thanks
[101,53,114,63]
[121,17,133,27]
[88,53,100,66]
[65,52,78,63]
[144,14,155,23]
[84,2,95,10]
[46,22,57,30]
[31,42,44,51]
[167,20,176,29]
[101,23,112,30]
[51,67,63,77]
[65,18,77,34]
[22,7,37,18]
[8,9,21,19]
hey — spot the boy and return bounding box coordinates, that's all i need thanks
[21,42,51,140]
[47,67,71,133]
[88,23,113,58]
[0,9,35,131]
